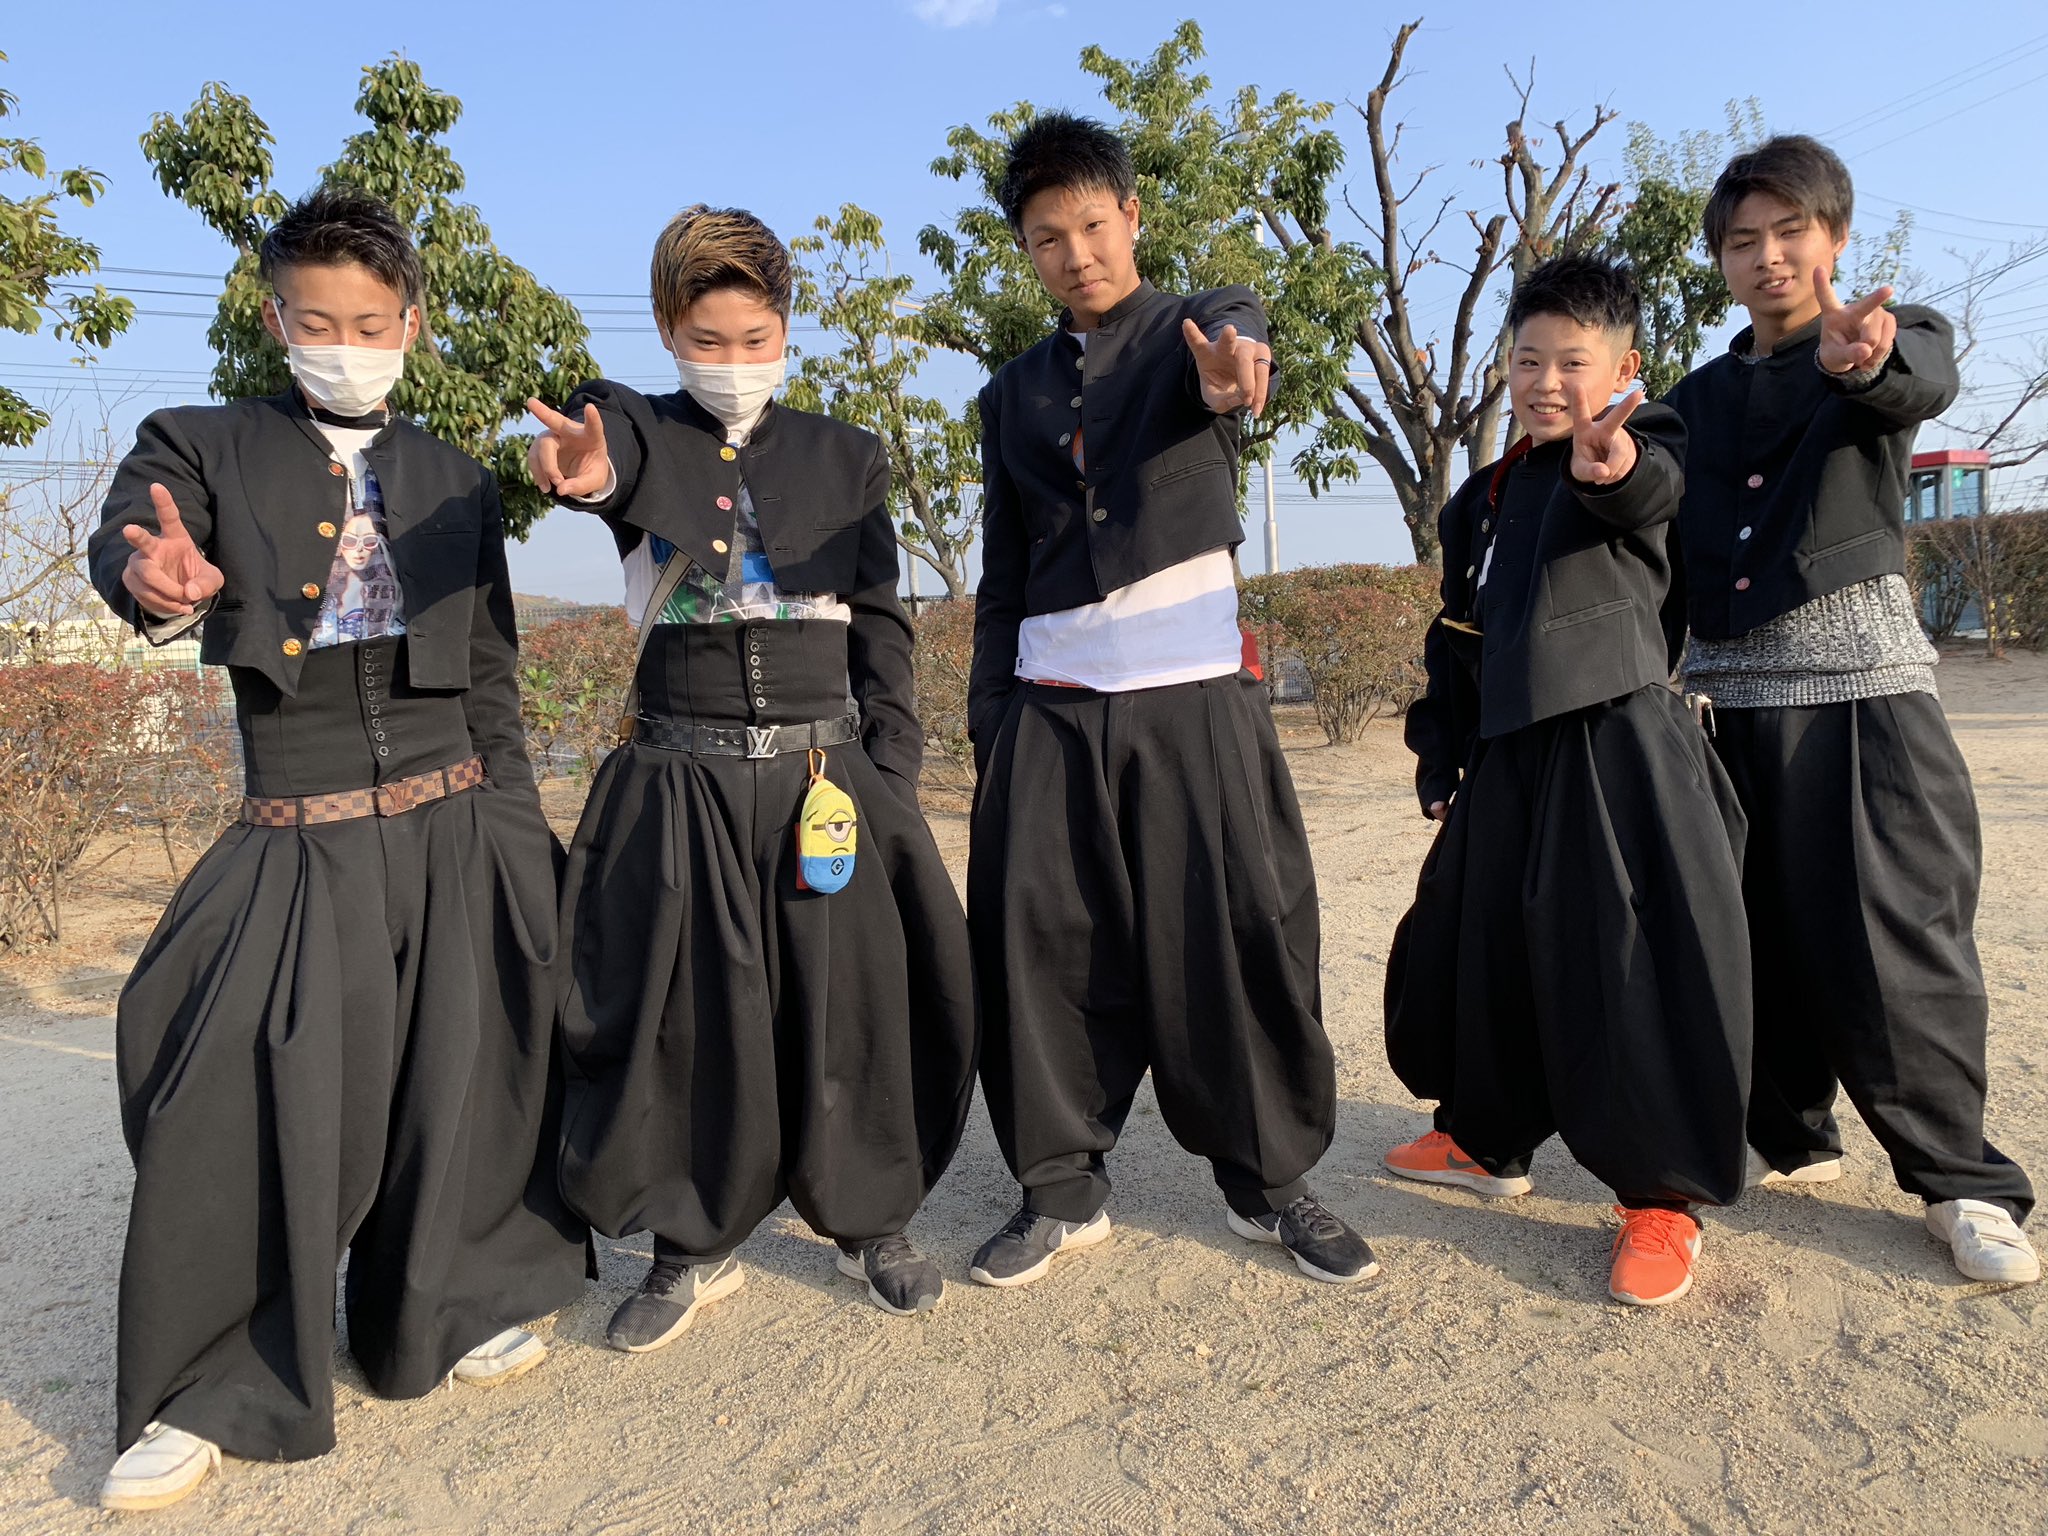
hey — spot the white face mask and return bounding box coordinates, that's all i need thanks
[673,355,786,429]
[275,300,414,416]
[287,341,409,417]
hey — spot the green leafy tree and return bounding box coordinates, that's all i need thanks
[1611,107,1759,397]
[786,205,983,598]
[0,50,135,448]
[140,57,596,537]
[917,22,1378,512]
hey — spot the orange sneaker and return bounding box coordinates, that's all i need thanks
[1608,1206,1702,1306]
[1382,1129,1534,1197]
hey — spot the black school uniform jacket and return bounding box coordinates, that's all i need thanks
[86,392,539,804]
[562,381,921,788]
[1404,403,1686,814]
[1665,304,1958,642]
[969,280,1265,738]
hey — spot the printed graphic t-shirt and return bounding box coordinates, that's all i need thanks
[309,421,408,650]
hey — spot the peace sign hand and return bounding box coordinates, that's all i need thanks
[121,483,224,617]
[1815,268,1897,375]
[525,398,611,498]
[1182,319,1273,417]
[1569,388,1644,487]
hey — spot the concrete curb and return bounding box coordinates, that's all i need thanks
[0,972,127,1007]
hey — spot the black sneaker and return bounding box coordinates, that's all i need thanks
[968,1206,1112,1288]
[1227,1193,1380,1283]
[835,1233,944,1315]
[605,1254,746,1352]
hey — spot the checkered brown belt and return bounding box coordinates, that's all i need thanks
[241,755,487,828]
[632,713,860,758]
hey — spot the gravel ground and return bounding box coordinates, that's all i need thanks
[2,649,2042,1535]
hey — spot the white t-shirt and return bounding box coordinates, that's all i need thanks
[1012,330,1245,692]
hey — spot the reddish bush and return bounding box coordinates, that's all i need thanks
[0,664,161,945]
[911,597,976,772]
[518,608,636,779]
[1239,563,1435,744]
[134,670,241,878]
[1911,509,2048,655]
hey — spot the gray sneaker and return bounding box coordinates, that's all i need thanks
[606,1254,745,1352]
[969,1206,1112,1288]
[836,1233,944,1314]
[1227,1192,1380,1283]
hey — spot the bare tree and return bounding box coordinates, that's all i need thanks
[1947,237,2048,477]
[1257,20,1620,562]
[0,411,123,660]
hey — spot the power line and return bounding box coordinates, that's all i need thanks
[1818,33,2048,141]
[1853,67,2048,159]
[1863,193,2048,234]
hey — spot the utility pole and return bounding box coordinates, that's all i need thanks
[1253,217,1279,575]
[1263,457,1279,574]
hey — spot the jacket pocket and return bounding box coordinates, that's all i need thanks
[1808,527,1888,562]
[1541,596,1635,632]
[1148,456,1228,490]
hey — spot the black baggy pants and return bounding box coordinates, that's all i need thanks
[1384,686,1753,1207]
[969,675,1334,1223]
[114,791,587,1461]
[1710,691,2034,1220]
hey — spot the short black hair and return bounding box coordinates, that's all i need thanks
[260,183,424,309]
[996,112,1136,233]
[1507,254,1642,345]
[1702,135,1853,259]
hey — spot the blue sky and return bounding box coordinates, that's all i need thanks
[6,0,2046,603]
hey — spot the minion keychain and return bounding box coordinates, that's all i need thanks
[795,748,858,894]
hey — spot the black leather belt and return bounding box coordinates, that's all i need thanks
[633,712,860,759]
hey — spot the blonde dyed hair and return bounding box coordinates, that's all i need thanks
[649,205,793,332]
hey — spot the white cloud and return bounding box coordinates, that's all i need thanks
[913,0,1000,26]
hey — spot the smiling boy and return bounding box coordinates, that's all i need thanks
[1667,135,2037,1283]
[964,113,1377,1289]
[1383,255,1752,1306]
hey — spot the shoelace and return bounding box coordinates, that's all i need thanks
[1413,1130,1455,1154]
[641,1258,692,1297]
[996,1208,1043,1244]
[1282,1194,1347,1241]
[1613,1206,1694,1256]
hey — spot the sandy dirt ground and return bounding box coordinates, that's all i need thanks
[2,650,2044,1535]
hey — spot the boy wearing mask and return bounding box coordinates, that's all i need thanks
[528,206,977,1344]
[88,185,586,1510]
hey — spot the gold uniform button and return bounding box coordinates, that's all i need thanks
[327,462,346,477]
[719,446,738,462]
[712,539,729,554]
[282,638,303,656]
[301,583,321,600]
[318,521,337,538]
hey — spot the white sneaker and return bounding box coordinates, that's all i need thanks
[450,1326,547,1386]
[101,1422,220,1512]
[1925,1199,2041,1284]
[1744,1147,1844,1189]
